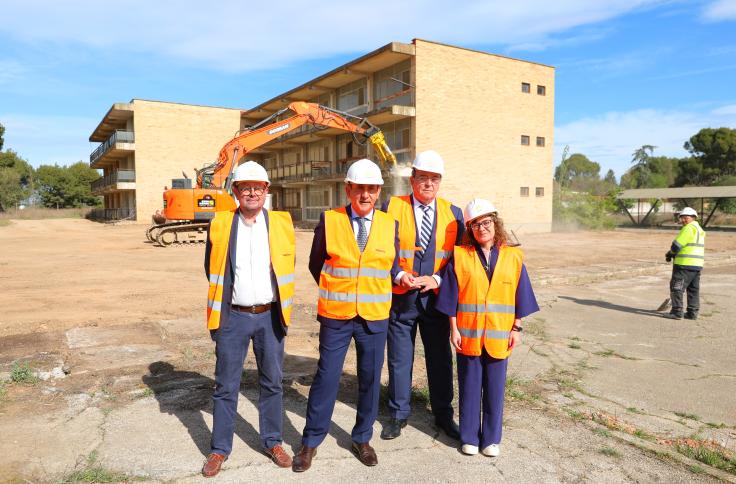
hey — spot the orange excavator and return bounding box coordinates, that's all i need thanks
[147,101,397,246]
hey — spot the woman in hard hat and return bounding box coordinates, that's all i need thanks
[435,199,539,457]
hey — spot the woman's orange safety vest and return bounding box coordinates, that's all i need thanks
[453,244,522,359]
[317,207,395,321]
[206,209,295,330]
[386,195,458,295]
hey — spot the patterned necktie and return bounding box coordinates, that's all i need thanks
[356,217,368,252]
[418,204,432,256]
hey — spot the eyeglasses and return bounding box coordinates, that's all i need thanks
[235,185,266,196]
[413,175,442,184]
[470,219,493,231]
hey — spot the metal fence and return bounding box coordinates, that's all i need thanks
[90,130,135,165]
[88,207,136,221]
[91,170,136,192]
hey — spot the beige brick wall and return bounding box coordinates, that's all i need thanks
[414,40,554,233]
[132,100,242,223]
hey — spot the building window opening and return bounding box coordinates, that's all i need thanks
[536,136,545,147]
[537,85,546,96]
[536,187,544,197]
[521,135,530,146]
[521,82,530,93]
[520,187,529,197]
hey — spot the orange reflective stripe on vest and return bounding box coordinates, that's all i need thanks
[386,195,458,294]
[206,210,295,330]
[454,245,522,358]
[317,207,395,321]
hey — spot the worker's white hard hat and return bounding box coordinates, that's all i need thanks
[464,198,498,223]
[678,207,698,218]
[232,161,269,185]
[345,158,384,185]
[412,150,445,175]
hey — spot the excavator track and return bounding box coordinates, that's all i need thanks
[147,221,209,246]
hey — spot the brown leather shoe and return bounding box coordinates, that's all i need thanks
[265,444,293,468]
[292,445,317,472]
[202,453,227,477]
[351,441,378,466]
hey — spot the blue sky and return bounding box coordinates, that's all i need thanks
[1,0,735,180]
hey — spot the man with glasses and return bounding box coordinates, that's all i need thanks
[381,150,465,441]
[202,161,296,477]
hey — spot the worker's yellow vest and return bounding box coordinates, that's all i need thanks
[386,195,458,295]
[673,221,705,268]
[317,207,395,321]
[206,209,295,330]
[454,245,522,359]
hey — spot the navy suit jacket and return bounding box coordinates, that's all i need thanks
[205,209,287,338]
[308,205,400,330]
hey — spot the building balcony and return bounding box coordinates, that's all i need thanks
[91,170,136,194]
[90,130,135,168]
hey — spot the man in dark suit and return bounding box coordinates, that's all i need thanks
[381,150,464,440]
[202,161,296,477]
[292,159,399,472]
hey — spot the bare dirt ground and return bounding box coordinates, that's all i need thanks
[1,219,735,483]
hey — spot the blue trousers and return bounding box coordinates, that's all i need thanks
[387,311,454,421]
[211,308,285,455]
[457,350,508,448]
[302,317,388,447]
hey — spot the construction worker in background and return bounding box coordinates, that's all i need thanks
[435,199,539,458]
[293,159,399,472]
[381,150,464,441]
[664,207,705,320]
[202,161,296,477]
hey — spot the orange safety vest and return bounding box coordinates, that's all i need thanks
[453,245,522,359]
[317,207,395,321]
[386,195,458,294]
[206,209,295,330]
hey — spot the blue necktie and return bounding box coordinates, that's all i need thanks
[418,204,432,257]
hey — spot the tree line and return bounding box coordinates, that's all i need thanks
[0,122,101,212]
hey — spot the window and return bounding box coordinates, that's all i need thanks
[520,187,529,197]
[521,135,530,146]
[536,187,544,197]
[337,79,368,114]
[521,82,530,93]
[536,136,545,147]
[374,60,413,110]
[537,85,546,96]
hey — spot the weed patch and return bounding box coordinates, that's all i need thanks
[10,361,38,384]
[674,411,700,421]
[599,446,621,458]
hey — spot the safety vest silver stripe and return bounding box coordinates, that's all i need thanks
[318,289,392,303]
[280,297,293,309]
[676,254,704,260]
[458,328,510,339]
[207,299,222,311]
[209,274,223,285]
[684,243,704,247]
[277,273,295,285]
[321,265,390,279]
[457,303,515,314]
[399,249,415,258]
[435,250,450,259]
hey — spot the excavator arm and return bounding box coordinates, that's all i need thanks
[201,102,397,189]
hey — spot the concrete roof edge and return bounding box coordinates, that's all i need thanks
[412,38,556,69]
[617,186,736,199]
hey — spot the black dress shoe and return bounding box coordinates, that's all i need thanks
[351,441,378,466]
[435,418,461,440]
[663,312,683,320]
[684,313,698,320]
[380,417,407,440]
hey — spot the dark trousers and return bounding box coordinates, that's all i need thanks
[670,267,701,316]
[457,350,508,448]
[211,308,285,455]
[386,311,454,421]
[302,317,388,447]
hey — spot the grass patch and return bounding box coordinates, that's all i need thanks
[525,318,548,339]
[0,219,11,227]
[61,451,143,483]
[571,336,581,341]
[675,441,736,475]
[568,342,581,349]
[10,361,38,384]
[627,407,644,414]
[140,388,154,398]
[595,349,615,357]
[410,385,431,410]
[674,411,700,421]
[0,380,7,400]
[565,407,587,421]
[705,422,726,429]
[505,377,542,403]
[633,429,656,441]
[688,464,705,474]
[599,446,621,458]
[593,427,612,438]
[0,206,93,221]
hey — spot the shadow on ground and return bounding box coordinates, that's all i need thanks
[559,295,666,317]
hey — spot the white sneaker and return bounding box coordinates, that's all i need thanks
[482,444,500,457]
[461,444,479,455]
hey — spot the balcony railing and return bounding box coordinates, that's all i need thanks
[91,170,136,192]
[87,207,136,221]
[374,87,415,111]
[90,130,135,165]
[270,159,359,183]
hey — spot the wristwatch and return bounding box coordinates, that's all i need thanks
[512,326,523,332]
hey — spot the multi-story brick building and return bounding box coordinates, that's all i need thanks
[89,39,554,232]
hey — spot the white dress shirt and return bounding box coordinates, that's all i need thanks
[350,208,374,241]
[231,210,277,306]
[395,196,442,286]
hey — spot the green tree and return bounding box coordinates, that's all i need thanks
[0,150,34,211]
[680,127,736,185]
[0,122,5,151]
[35,162,100,208]
[554,153,601,190]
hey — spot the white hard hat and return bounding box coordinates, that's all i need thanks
[678,207,698,218]
[345,158,384,185]
[464,198,498,223]
[412,150,445,175]
[232,160,269,185]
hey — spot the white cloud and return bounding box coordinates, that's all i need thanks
[554,106,736,177]
[702,0,736,21]
[0,0,664,71]
[0,60,27,86]
[1,113,97,167]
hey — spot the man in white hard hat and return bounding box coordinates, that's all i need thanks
[381,150,464,441]
[293,158,399,472]
[202,161,296,476]
[663,207,705,320]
